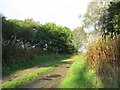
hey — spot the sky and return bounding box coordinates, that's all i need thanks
[1,0,90,30]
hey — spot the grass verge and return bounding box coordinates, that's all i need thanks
[59,54,103,88]
[3,55,71,77]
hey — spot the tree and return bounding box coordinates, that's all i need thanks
[72,27,87,51]
[98,1,120,36]
[2,16,77,64]
[34,23,76,54]
[2,17,40,63]
[9,19,40,46]
[82,0,109,33]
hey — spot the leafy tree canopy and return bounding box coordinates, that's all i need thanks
[98,1,120,35]
[72,27,87,51]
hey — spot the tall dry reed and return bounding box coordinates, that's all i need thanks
[85,34,120,87]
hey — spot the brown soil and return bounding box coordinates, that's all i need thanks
[22,60,75,88]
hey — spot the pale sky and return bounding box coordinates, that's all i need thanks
[1,0,90,30]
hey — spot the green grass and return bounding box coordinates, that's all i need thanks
[59,54,103,88]
[3,55,71,77]
[2,66,53,88]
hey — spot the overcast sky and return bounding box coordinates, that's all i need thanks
[1,0,90,30]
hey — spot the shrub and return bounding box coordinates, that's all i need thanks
[85,34,120,87]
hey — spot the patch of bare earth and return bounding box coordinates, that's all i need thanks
[22,60,75,88]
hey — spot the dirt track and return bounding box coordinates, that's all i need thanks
[22,60,75,88]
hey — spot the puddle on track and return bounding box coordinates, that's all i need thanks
[39,74,61,81]
[47,74,61,78]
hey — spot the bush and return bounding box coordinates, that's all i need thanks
[85,34,120,87]
[2,17,76,64]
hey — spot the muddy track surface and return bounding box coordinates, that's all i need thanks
[3,61,62,83]
[22,60,75,88]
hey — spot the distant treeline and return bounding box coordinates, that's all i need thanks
[2,16,77,64]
